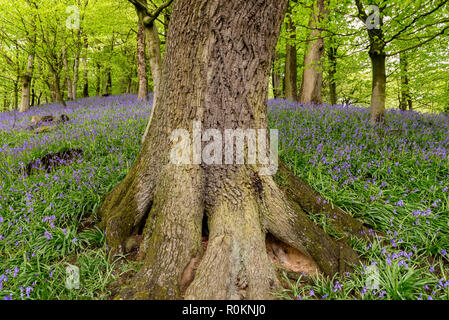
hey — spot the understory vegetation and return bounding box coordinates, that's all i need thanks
[0,95,448,300]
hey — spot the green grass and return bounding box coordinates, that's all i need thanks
[0,96,448,300]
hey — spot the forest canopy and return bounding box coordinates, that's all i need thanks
[0,0,448,114]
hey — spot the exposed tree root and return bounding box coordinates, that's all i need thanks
[260,173,359,276]
[184,174,281,300]
[98,162,366,300]
[276,160,373,240]
[97,142,164,256]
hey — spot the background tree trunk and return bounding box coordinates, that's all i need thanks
[140,19,163,142]
[399,52,412,111]
[369,52,386,123]
[82,33,89,97]
[53,72,67,106]
[126,70,133,94]
[31,85,35,107]
[73,30,81,100]
[299,0,327,104]
[62,47,73,100]
[95,62,101,96]
[13,75,19,110]
[20,52,35,112]
[2,91,8,110]
[328,42,338,105]
[284,7,298,101]
[103,69,112,96]
[356,0,387,124]
[136,20,149,100]
[272,51,282,98]
[98,0,360,301]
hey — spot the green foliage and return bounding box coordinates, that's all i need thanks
[271,0,449,112]
[269,100,449,300]
[0,0,171,110]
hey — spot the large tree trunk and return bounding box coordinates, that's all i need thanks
[284,7,298,101]
[136,20,149,100]
[399,52,412,111]
[20,52,35,112]
[299,0,327,104]
[98,0,363,300]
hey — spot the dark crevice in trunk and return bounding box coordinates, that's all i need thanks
[180,213,209,299]
[134,203,153,236]
[265,232,320,276]
[201,213,209,239]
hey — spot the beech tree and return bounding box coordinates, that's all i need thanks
[98,0,368,300]
[0,0,38,112]
[299,0,327,104]
[128,0,173,142]
[355,0,449,124]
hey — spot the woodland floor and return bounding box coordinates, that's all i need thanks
[0,94,448,300]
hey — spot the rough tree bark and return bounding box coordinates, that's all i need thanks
[98,0,364,300]
[284,5,298,101]
[299,0,327,104]
[136,20,149,100]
